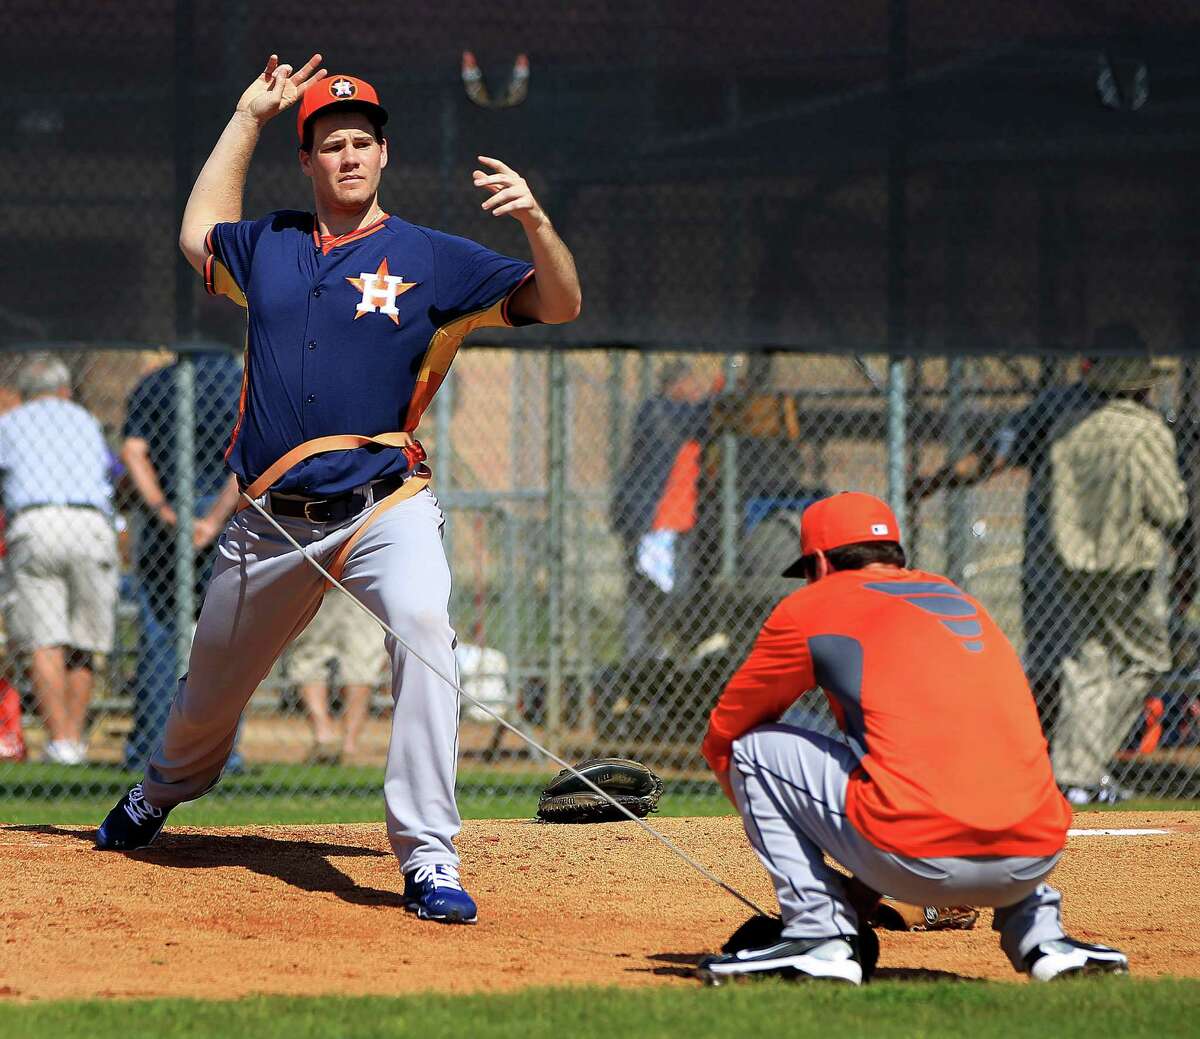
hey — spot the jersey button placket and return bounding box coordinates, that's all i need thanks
[302,282,323,435]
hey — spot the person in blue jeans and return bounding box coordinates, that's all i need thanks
[121,349,243,771]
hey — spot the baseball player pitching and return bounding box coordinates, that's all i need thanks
[95,53,581,925]
[699,492,1129,983]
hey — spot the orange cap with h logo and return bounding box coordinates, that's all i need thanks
[296,74,389,144]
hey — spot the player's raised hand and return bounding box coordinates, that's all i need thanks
[473,156,545,227]
[236,53,326,125]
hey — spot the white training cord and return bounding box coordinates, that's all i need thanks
[241,490,773,918]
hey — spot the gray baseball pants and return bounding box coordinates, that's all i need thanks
[141,488,462,873]
[730,724,1067,971]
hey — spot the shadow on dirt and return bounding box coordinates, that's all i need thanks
[630,952,705,979]
[634,951,980,983]
[871,967,982,982]
[3,824,407,908]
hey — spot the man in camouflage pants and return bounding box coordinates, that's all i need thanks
[1048,344,1188,805]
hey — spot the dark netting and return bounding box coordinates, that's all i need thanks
[6,3,1200,352]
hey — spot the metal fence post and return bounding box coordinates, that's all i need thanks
[173,355,196,672]
[546,350,567,742]
[945,357,969,583]
[720,354,741,580]
[505,351,523,721]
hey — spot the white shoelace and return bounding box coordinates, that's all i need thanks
[123,785,164,826]
[412,864,463,891]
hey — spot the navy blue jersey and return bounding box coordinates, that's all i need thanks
[204,211,534,495]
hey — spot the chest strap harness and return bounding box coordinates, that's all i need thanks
[236,432,431,585]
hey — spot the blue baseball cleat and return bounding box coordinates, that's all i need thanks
[403,864,478,924]
[95,783,171,851]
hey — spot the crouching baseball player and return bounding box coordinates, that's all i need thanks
[94,53,580,925]
[699,492,1129,983]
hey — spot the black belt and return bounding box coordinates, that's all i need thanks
[15,503,104,517]
[266,473,407,523]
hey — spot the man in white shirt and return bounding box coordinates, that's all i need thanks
[0,355,118,764]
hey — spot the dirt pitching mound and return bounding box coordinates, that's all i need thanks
[1,812,1197,1001]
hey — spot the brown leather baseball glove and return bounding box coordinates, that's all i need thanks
[844,874,979,931]
[872,899,980,931]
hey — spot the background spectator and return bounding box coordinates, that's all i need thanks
[0,354,117,764]
[286,591,388,765]
[120,347,242,770]
[1048,348,1188,804]
[610,362,712,659]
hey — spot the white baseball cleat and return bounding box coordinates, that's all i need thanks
[1024,938,1129,981]
[698,936,863,986]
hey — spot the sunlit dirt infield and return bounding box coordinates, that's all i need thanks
[1,812,1197,1001]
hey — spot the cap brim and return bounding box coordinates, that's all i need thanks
[330,99,388,126]
[781,556,806,578]
[301,100,389,141]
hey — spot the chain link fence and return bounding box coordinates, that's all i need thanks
[0,347,1197,806]
[3,3,1200,808]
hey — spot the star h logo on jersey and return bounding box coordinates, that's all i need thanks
[346,258,417,324]
[331,78,357,99]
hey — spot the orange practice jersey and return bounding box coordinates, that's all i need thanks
[702,567,1071,858]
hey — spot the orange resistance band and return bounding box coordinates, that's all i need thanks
[238,432,432,584]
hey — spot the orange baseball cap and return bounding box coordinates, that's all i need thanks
[296,74,389,144]
[781,492,901,577]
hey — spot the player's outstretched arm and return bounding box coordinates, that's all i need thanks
[909,448,1004,502]
[472,155,581,324]
[179,54,326,273]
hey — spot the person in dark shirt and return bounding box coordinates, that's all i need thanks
[120,349,242,770]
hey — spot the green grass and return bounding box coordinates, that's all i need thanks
[1,762,1196,826]
[0,761,735,825]
[0,792,736,826]
[1,979,1197,1039]
[1090,797,1200,813]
